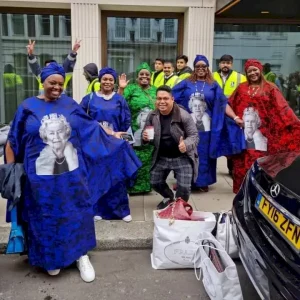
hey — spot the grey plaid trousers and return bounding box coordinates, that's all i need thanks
[150,155,193,201]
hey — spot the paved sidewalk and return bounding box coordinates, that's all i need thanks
[0,157,234,250]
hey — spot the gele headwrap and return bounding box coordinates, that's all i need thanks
[244,59,263,72]
[193,55,209,68]
[99,67,117,82]
[136,62,151,75]
[40,62,65,83]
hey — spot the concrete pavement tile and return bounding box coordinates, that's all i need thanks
[129,195,144,208]
[191,192,234,212]
[0,197,8,227]
[130,207,145,221]
[209,178,233,194]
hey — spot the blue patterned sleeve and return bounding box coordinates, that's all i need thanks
[7,104,27,162]
[71,107,141,204]
[120,96,131,132]
[80,94,90,114]
[172,80,187,105]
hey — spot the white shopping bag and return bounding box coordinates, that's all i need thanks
[194,232,243,300]
[151,211,216,269]
[216,211,239,259]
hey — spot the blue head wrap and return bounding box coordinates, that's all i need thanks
[99,67,117,82]
[40,62,65,83]
[193,55,209,68]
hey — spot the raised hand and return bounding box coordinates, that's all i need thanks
[178,136,186,153]
[118,74,130,90]
[72,39,81,53]
[26,39,35,56]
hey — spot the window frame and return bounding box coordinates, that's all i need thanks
[101,11,184,67]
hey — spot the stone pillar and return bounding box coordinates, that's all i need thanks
[71,3,101,102]
[183,0,216,67]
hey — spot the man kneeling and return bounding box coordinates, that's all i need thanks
[142,85,199,210]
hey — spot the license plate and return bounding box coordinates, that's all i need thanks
[255,194,300,251]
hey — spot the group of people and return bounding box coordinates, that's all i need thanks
[3,38,300,284]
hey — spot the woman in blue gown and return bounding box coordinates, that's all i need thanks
[5,63,141,282]
[81,67,132,222]
[172,55,244,192]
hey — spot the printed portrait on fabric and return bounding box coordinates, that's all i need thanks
[134,107,152,146]
[243,107,268,151]
[188,93,211,132]
[36,113,79,175]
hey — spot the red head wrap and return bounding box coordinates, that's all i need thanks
[244,59,263,72]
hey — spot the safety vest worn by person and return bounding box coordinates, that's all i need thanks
[151,70,164,88]
[3,73,23,89]
[213,70,246,98]
[264,71,276,83]
[36,73,72,95]
[164,74,181,88]
[177,66,192,80]
[86,78,101,94]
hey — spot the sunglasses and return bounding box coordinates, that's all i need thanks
[195,65,208,70]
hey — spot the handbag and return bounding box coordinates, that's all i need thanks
[156,198,194,224]
[216,211,239,258]
[6,205,26,254]
[194,232,243,300]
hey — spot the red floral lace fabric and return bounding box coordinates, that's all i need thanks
[229,82,300,193]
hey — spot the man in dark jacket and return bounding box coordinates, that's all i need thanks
[142,85,199,209]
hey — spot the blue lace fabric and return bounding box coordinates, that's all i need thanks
[172,79,245,187]
[7,95,141,270]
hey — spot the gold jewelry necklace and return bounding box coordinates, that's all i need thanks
[247,86,260,98]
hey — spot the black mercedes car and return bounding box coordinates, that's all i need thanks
[232,152,300,300]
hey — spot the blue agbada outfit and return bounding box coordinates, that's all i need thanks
[81,67,132,219]
[7,63,141,270]
[172,55,245,187]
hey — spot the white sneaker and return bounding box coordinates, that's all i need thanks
[76,255,95,283]
[47,269,60,276]
[94,216,102,222]
[122,215,132,222]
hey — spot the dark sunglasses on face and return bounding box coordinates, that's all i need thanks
[195,65,207,70]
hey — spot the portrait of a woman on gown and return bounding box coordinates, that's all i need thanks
[36,113,79,175]
[133,107,152,146]
[243,107,267,151]
[188,93,211,132]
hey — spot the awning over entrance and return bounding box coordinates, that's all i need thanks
[216,0,300,19]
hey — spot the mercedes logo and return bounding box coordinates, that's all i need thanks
[270,183,280,198]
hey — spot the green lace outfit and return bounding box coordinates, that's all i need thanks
[124,82,157,193]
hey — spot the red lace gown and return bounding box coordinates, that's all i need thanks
[229,81,300,193]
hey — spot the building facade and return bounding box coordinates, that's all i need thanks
[0,0,300,123]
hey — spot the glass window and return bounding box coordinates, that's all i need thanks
[0,13,72,124]
[106,17,179,80]
[1,14,8,36]
[115,18,126,38]
[214,23,300,116]
[140,19,151,39]
[12,14,24,35]
[27,15,36,37]
[164,19,174,39]
[40,15,51,36]
[53,15,59,38]
[64,15,71,36]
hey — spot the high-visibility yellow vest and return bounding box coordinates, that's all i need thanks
[164,74,181,88]
[178,72,191,80]
[3,73,23,88]
[86,78,101,94]
[264,72,276,83]
[151,71,164,88]
[213,70,246,98]
[37,73,73,95]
